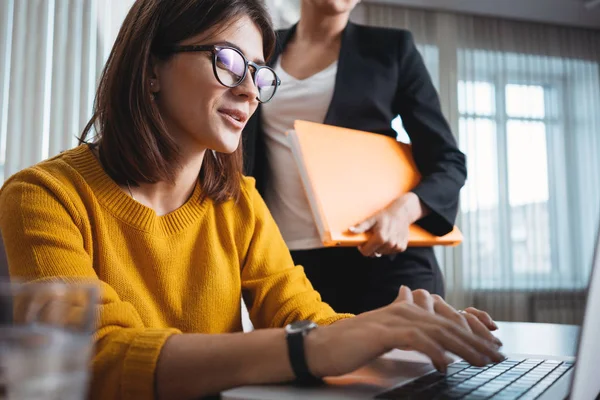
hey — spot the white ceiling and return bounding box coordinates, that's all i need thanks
[364,0,600,29]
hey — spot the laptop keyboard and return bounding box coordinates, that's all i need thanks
[375,358,574,400]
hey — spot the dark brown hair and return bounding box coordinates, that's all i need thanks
[79,0,275,203]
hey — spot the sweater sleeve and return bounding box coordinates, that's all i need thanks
[239,178,353,329]
[0,172,180,400]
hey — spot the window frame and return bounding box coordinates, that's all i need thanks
[458,62,580,290]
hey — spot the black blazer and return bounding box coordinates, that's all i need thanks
[243,22,466,237]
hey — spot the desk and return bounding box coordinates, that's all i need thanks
[222,321,580,400]
[494,321,579,357]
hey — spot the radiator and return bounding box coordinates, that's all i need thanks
[472,291,587,325]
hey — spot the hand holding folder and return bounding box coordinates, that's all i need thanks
[286,120,463,248]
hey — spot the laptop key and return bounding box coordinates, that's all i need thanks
[461,394,489,400]
[447,366,470,375]
[482,382,508,390]
[489,393,521,400]
[470,387,502,396]
[435,392,465,399]
[501,387,528,397]
[444,387,473,395]
[412,372,447,387]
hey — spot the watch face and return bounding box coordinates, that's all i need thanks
[286,320,318,334]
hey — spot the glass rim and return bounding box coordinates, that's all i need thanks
[0,278,100,293]
[212,47,280,98]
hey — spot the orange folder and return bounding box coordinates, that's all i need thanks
[286,120,463,247]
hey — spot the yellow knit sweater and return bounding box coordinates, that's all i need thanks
[0,145,350,399]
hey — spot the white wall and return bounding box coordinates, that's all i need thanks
[364,0,600,29]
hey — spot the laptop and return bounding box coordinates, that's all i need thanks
[222,220,600,400]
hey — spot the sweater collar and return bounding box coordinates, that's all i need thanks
[67,145,207,236]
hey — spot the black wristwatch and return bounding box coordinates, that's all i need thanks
[284,320,322,385]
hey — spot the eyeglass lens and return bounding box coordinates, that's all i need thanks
[214,48,277,102]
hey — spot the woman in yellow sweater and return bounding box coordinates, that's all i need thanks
[0,0,503,399]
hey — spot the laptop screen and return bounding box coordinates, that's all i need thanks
[570,222,600,400]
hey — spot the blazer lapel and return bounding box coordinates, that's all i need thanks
[323,22,357,125]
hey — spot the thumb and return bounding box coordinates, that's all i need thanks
[349,217,377,234]
[395,285,413,304]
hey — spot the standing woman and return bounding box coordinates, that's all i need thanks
[244,0,467,314]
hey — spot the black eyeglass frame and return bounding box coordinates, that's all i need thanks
[166,44,281,103]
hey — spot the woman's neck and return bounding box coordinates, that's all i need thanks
[296,5,350,44]
[92,144,205,217]
[132,150,204,216]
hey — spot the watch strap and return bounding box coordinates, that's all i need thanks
[286,328,323,385]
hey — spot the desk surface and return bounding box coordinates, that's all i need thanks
[222,321,581,399]
[494,321,579,357]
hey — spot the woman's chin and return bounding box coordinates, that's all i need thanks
[212,140,240,155]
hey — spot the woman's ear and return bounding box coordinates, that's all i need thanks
[148,55,161,94]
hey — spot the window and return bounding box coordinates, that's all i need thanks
[458,49,600,290]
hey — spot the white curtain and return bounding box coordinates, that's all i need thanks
[364,4,600,323]
[264,0,300,29]
[0,0,133,183]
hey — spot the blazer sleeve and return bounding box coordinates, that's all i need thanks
[392,32,467,236]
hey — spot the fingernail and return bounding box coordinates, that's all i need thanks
[348,226,358,233]
[481,356,492,366]
[492,322,499,330]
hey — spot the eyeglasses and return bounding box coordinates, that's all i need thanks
[166,44,281,103]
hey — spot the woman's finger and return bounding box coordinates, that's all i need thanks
[421,322,494,367]
[393,327,450,373]
[358,230,385,257]
[392,303,504,363]
[463,312,503,347]
[412,289,435,314]
[392,242,408,253]
[349,216,377,234]
[464,307,499,331]
[394,285,414,304]
[370,242,392,257]
[440,319,505,363]
[431,295,471,332]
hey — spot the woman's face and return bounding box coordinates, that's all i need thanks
[303,0,361,15]
[152,16,264,156]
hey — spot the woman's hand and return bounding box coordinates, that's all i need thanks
[391,287,500,350]
[350,192,428,257]
[304,287,504,378]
